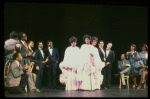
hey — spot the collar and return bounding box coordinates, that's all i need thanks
[48,47,53,49]
[21,40,24,44]
[28,46,32,50]
[15,60,20,67]
[122,59,125,62]
[38,47,42,50]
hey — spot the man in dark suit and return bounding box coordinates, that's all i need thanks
[103,42,115,89]
[18,33,40,92]
[45,41,59,89]
[35,41,48,90]
[98,40,107,89]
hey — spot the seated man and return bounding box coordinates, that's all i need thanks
[4,52,29,94]
[115,53,131,89]
[137,58,148,90]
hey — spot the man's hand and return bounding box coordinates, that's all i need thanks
[23,65,29,70]
[32,53,35,57]
[104,58,106,62]
[140,63,145,68]
[131,52,134,56]
[46,65,49,67]
[36,66,39,70]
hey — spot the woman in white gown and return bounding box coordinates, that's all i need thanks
[91,36,105,90]
[78,35,105,90]
[59,36,80,90]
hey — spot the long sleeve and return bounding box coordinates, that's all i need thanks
[56,48,59,63]
[110,51,115,64]
[11,64,24,78]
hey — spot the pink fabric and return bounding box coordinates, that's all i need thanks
[78,44,105,90]
[59,46,80,90]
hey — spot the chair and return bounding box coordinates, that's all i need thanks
[119,76,130,89]
[4,61,11,81]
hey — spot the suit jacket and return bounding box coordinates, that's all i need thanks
[98,47,105,62]
[105,49,115,65]
[35,48,46,67]
[4,60,24,87]
[44,47,59,64]
[118,59,131,71]
[19,40,28,58]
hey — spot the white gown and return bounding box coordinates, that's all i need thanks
[59,46,80,90]
[78,44,105,90]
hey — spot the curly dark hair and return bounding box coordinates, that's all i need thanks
[130,44,136,50]
[140,44,148,51]
[69,36,77,44]
[83,35,91,41]
[91,36,98,43]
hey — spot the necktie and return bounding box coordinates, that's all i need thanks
[24,41,28,52]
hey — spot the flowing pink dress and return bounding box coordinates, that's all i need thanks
[78,44,105,90]
[59,46,80,90]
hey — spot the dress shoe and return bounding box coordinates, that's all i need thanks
[34,89,41,92]
[101,85,107,89]
[114,73,120,77]
[107,86,111,89]
[30,89,35,93]
[123,85,126,89]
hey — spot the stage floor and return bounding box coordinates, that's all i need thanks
[4,85,148,98]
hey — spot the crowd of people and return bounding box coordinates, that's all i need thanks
[4,31,148,94]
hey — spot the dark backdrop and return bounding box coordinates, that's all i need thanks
[4,2,148,85]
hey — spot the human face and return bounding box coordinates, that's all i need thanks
[130,46,135,51]
[142,47,146,51]
[29,41,34,48]
[38,42,43,49]
[107,43,112,49]
[17,53,22,61]
[92,40,97,46]
[71,42,76,47]
[121,54,125,60]
[22,33,27,41]
[85,38,90,44]
[99,41,104,48]
[48,42,53,48]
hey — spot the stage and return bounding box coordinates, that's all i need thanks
[4,85,148,98]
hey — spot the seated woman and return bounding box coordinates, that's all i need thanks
[59,36,80,90]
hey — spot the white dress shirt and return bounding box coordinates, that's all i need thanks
[28,46,33,52]
[39,47,44,58]
[99,47,105,57]
[15,60,20,67]
[48,47,53,56]
[106,49,110,58]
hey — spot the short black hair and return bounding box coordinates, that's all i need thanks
[28,40,34,44]
[99,40,104,43]
[18,32,25,40]
[69,36,77,44]
[13,52,20,60]
[91,36,98,43]
[47,40,53,44]
[140,44,148,51]
[83,35,91,41]
[9,31,18,39]
[37,41,42,46]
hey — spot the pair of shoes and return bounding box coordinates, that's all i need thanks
[114,73,120,77]
[107,86,111,89]
[34,89,41,92]
[101,86,107,90]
